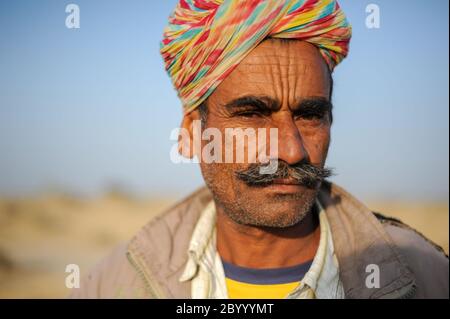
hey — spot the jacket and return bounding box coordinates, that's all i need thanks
[70,182,449,299]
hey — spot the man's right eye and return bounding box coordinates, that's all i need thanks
[235,110,261,118]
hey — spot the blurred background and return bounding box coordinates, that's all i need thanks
[0,0,448,298]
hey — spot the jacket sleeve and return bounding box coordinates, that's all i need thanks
[382,223,449,299]
[68,243,150,299]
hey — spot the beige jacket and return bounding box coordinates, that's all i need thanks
[70,182,449,299]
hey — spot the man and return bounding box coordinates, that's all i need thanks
[71,0,448,299]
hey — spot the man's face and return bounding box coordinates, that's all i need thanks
[197,39,332,227]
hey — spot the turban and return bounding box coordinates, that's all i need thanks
[161,0,352,114]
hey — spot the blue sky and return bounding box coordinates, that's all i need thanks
[0,0,448,201]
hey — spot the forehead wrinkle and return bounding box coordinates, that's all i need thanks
[212,42,330,111]
[231,62,317,95]
[221,64,328,107]
[234,61,316,74]
[230,63,307,92]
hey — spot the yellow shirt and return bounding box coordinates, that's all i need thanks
[225,278,301,299]
[222,259,313,299]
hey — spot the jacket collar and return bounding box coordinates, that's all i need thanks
[318,181,416,298]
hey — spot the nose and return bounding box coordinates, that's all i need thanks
[274,112,308,165]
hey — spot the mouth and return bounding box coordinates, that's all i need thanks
[258,178,304,194]
[272,178,301,185]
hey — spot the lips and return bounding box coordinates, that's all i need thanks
[271,178,301,185]
[260,178,304,194]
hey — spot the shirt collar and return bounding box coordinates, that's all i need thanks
[287,200,344,298]
[179,198,343,298]
[179,200,216,282]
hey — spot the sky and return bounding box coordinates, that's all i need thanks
[0,0,448,202]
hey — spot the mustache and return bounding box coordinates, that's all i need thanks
[235,160,334,189]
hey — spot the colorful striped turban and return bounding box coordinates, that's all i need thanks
[161,0,352,114]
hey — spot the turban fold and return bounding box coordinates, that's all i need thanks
[161,0,352,113]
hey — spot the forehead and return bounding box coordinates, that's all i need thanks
[210,40,330,104]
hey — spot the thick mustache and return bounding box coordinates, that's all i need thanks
[235,160,334,189]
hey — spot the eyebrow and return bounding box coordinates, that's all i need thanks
[295,96,332,114]
[223,95,332,114]
[223,95,279,112]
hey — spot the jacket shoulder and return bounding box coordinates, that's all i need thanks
[373,212,449,298]
[147,186,211,228]
[70,187,212,299]
[373,212,448,258]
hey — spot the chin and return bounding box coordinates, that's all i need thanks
[230,193,316,228]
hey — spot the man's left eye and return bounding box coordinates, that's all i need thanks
[296,112,324,120]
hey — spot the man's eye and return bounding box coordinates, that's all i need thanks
[296,112,324,120]
[235,110,262,118]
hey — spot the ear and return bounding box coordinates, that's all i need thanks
[178,110,202,158]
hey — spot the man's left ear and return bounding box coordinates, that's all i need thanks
[178,110,201,159]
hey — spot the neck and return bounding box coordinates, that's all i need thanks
[216,203,320,269]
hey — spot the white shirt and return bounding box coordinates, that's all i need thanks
[179,200,345,299]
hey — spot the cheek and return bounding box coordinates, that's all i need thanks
[299,125,331,163]
[199,162,245,205]
[200,162,227,191]
[200,165,220,202]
